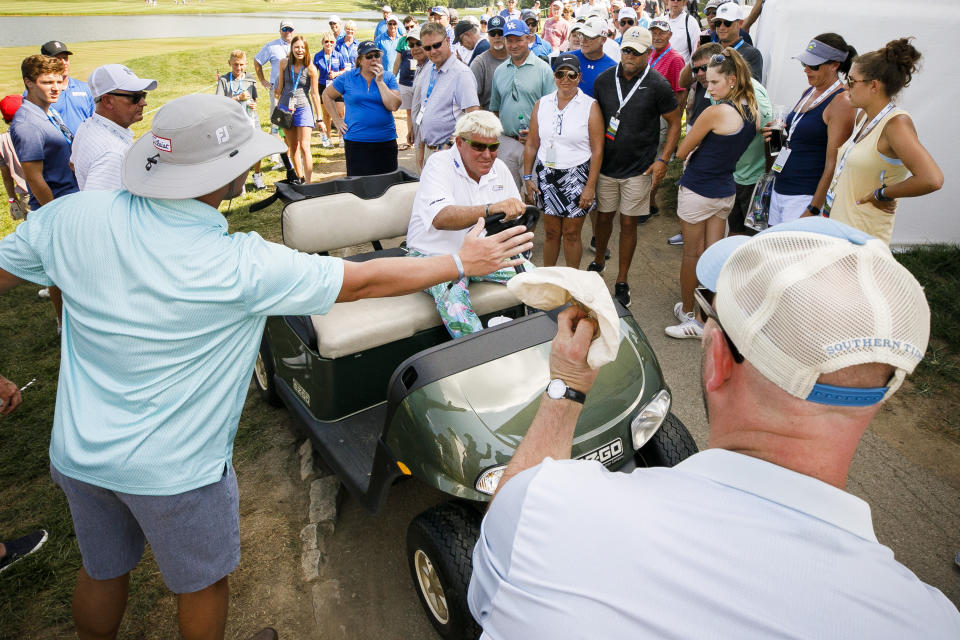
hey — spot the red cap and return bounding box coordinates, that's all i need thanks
[1,95,23,123]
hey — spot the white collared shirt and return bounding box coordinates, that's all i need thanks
[469,448,960,639]
[406,144,520,256]
[70,113,134,191]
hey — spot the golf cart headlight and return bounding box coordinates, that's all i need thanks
[475,465,507,495]
[630,389,671,449]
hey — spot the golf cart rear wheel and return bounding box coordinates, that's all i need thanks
[406,502,482,640]
[636,412,698,467]
[253,335,283,407]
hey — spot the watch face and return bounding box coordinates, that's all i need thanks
[546,378,566,399]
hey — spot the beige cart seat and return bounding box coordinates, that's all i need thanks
[281,182,521,360]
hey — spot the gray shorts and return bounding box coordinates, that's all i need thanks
[51,463,240,594]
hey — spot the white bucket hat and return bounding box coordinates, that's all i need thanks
[123,94,285,199]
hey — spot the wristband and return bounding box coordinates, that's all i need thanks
[655,157,668,165]
[875,186,894,202]
[452,253,465,281]
[806,204,820,215]
[522,174,534,181]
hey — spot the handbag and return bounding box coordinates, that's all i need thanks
[745,172,775,231]
[270,105,294,130]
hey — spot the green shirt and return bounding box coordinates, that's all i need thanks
[489,52,554,136]
[711,78,772,186]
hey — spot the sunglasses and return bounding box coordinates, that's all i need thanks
[800,61,822,71]
[712,19,735,27]
[407,40,422,47]
[488,30,504,37]
[323,40,335,44]
[621,47,644,57]
[619,19,635,26]
[281,27,294,32]
[461,137,500,152]
[107,91,147,103]
[554,70,579,79]
[364,51,382,60]
[709,53,730,65]
[845,76,867,86]
[691,64,709,73]
[422,40,445,51]
[694,287,744,364]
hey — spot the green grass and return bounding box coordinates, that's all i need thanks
[0,0,376,16]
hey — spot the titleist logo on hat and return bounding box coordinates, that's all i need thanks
[153,134,172,152]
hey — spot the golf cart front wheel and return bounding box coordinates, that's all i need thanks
[406,502,482,640]
[253,335,283,407]
[636,412,698,467]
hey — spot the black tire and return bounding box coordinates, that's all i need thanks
[636,413,698,467]
[253,334,283,407]
[406,502,483,640]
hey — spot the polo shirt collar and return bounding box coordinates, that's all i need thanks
[19,97,51,118]
[91,113,134,143]
[141,195,228,231]
[676,449,878,542]
[438,53,459,72]
[511,51,535,68]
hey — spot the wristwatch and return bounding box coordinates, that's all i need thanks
[546,378,587,404]
[806,204,821,215]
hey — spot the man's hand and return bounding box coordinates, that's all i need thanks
[642,159,668,190]
[488,197,525,221]
[458,218,534,276]
[549,307,599,395]
[0,374,21,416]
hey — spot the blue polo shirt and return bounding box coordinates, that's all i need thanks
[572,50,616,97]
[313,49,348,86]
[528,34,553,59]
[9,99,79,210]
[0,190,344,495]
[337,39,359,67]
[376,34,402,73]
[332,68,400,143]
[53,77,94,134]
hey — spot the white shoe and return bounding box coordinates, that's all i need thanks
[321,134,332,148]
[665,314,703,339]
[673,302,689,323]
[270,162,285,172]
[38,287,50,298]
[252,172,266,190]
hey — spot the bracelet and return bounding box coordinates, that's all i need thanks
[806,204,820,215]
[655,157,668,165]
[452,253,465,281]
[875,186,894,202]
[522,174,534,181]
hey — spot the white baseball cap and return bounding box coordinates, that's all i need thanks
[328,14,341,24]
[88,64,158,100]
[697,217,930,406]
[577,16,607,38]
[618,6,638,20]
[714,2,741,21]
[123,94,285,199]
[382,4,392,11]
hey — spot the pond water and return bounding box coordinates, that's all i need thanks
[0,11,382,47]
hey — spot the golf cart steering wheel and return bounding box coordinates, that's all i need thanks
[483,205,541,236]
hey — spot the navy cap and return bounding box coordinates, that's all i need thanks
[521,9,539,21]
[487,15,506,32]
[357,40,380,57]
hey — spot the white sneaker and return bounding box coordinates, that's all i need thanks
[321,134,332,148]
[665,313,704,339]
[252,172,266,190]
[673,302,689,323]
[270,162,285,172]
[38,287,50,298]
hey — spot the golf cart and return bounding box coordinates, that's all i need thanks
[253,170,698,639]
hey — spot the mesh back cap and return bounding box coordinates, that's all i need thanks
[698,217,930,404]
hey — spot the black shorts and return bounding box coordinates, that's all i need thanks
[728,181,759,235]
[344,139,398,177]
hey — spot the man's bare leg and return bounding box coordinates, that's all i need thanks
[591,211,616,268]
[178,575,229,640]
[73,567,129,640]
[616,214,638,284]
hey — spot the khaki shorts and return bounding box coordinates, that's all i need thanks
[677,185,736,224]
[597,173,652,216]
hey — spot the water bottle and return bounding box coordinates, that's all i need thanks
[518,113,528,141]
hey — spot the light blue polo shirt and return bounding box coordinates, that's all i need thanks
[0,190,344,495]
[53,76,94,134]
[489,52,554,136]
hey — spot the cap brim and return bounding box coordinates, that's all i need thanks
[696,235,750,291]
[122,128,285,200]
[793,51,829,66]
[118,78,159,93]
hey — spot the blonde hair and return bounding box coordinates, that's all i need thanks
[454,110,503,140]
[320,30,337,45]
[228,49,247,63]
[707,47,758,125]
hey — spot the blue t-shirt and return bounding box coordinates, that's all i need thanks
[53,77,94,134]
[313,49,349,86]
[332,68,400,143]
[0,191,344,495]
[9,99,79,210]
[572,50,616,98]
[529,34,553,59]
[376,34,402,72]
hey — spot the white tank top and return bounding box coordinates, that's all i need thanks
[535,89,595,170]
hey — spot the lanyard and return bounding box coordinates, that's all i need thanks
[650,46,672,69]
[833,102,897,183]
[424,65,440,103]
[614,64,649,117]
[732,38,744,51]
[290,64,306,91]
[786,79,842,145]
[227,72,242,96]
[91,114,130,146]
[47,110,72,145]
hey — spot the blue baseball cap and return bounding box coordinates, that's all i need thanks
[503,19,530,37]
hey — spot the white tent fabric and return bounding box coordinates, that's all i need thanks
[751,0,955,245]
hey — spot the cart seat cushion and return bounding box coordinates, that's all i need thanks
[312,282,520,359]
[282,182,419,254]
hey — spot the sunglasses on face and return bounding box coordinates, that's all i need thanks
[407,40,422,47]
[621,47,643,57]
[845,76,866,87]
[281,27,294,32]
[364,51,382,60]
[619,19,635,26]
[554,70,579,80]
[712,19,735,27]
[694,287,745,363]
[801,61,822,71]
[489,30,504,37]
[526,20,538,28]
[323,40,335,44]
[108,91,147,103]
[461,137,500,152]
[691,64,708,73]
[422,40,445,51]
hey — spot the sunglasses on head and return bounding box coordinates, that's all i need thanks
[619,18,635,25]
[801,61,822,71]
[107,91,147,103]
[554,70,579,79]
[712,19,735,27]
[364,51,382,60]
[694,287,745,364]
[461,137,500,152]
[709,52,730,65]
[422,40,445,51]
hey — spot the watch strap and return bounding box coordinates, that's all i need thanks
[560,386,587,404]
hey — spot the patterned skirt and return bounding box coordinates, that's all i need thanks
[535,158,595,219]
